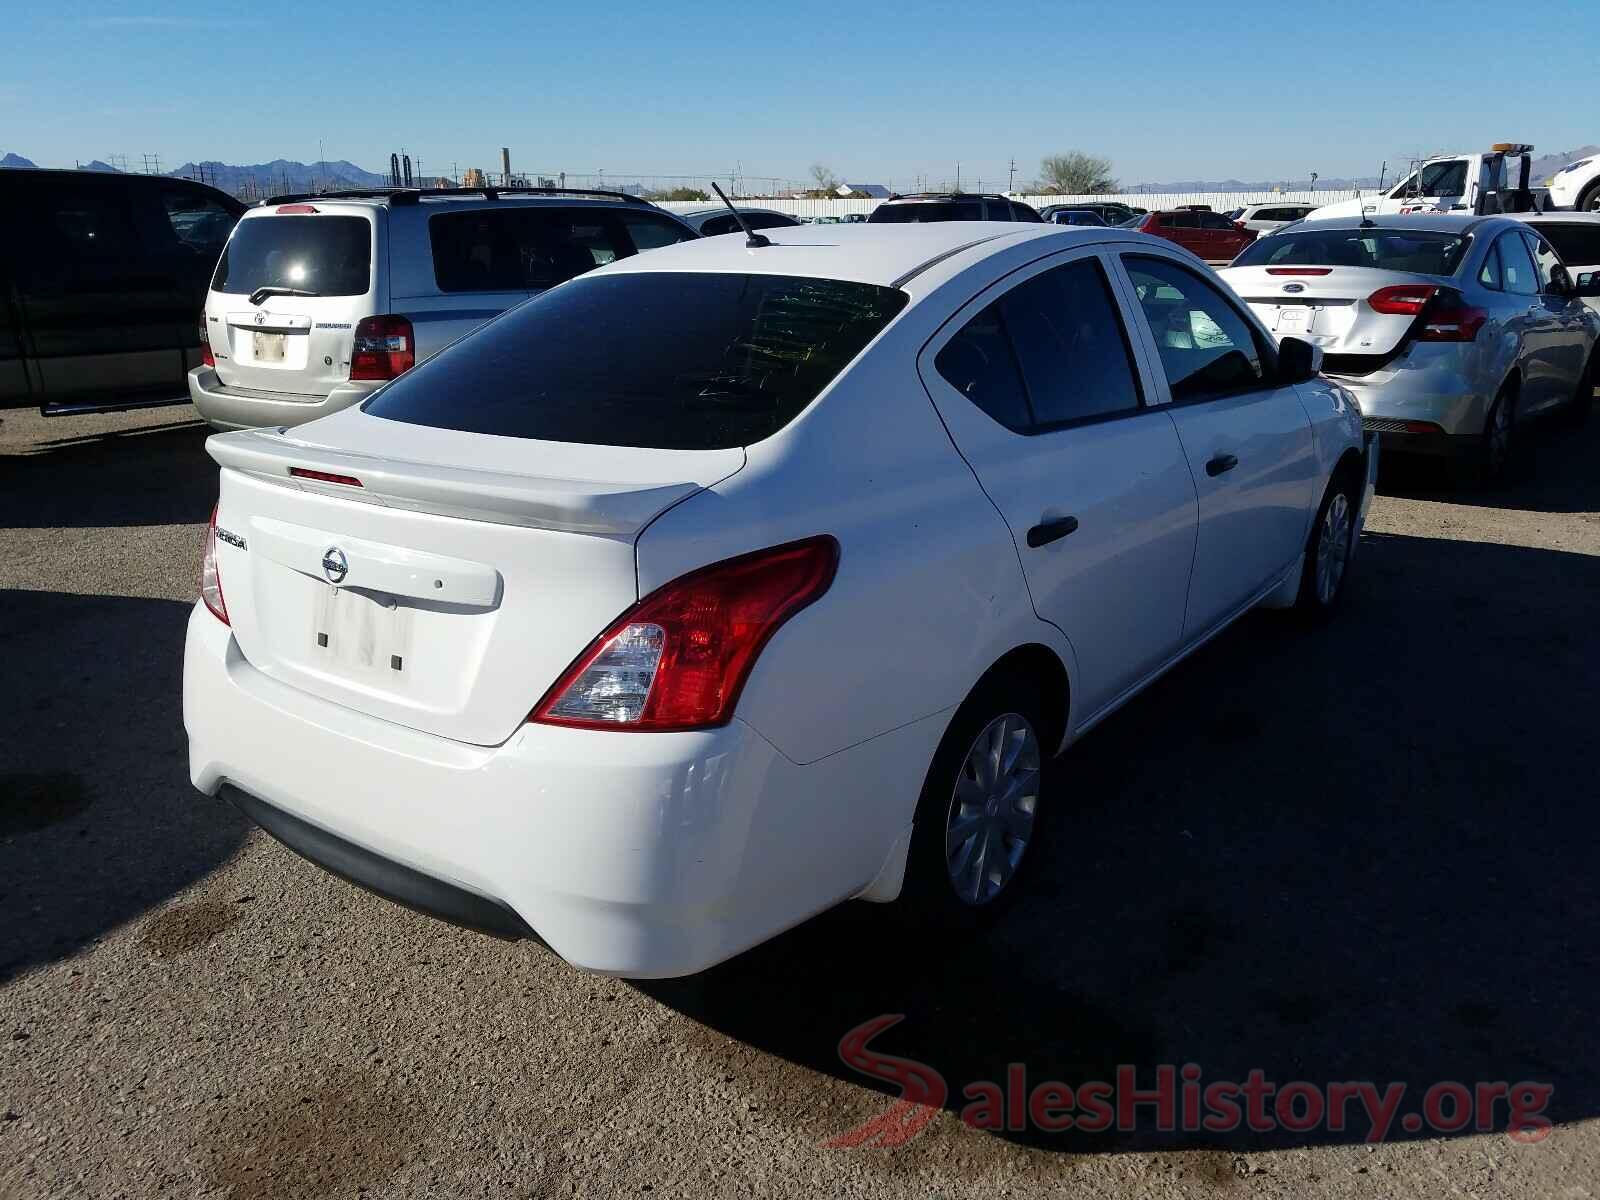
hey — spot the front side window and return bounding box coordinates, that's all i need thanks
[1497,233,1539,296]
[1525,233,1565,292]
[212,215,372,297]
[1123,255,1266,402]
[364,272,908,450]
[1417,160,1469,198]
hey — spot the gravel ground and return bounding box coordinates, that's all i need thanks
[2,401,1598,1199]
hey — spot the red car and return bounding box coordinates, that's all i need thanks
[1136,209,1257,262]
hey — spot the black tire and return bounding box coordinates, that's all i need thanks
[897,671,1054,931]
[1578,180,1600,215]
[1471,384,1519,488]
[1295,468,1360,617]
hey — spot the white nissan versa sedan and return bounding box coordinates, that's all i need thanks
[184,222,1376,977]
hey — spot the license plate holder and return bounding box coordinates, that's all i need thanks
[313,585,412,678]
[253,330,286,363]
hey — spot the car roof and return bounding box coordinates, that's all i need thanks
[1290,212,1502,235]
[596,222,1136,288]
[1508,211,1600,226]
[239,193,664,218]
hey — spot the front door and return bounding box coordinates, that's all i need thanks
[1115,252,1317,639]
[918,248,1198,720]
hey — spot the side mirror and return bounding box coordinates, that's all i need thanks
[1548,264,1575,297]
[1575,271,1600,299]
[1278,335,1320,384]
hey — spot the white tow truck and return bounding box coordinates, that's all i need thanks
[1307,144,1539,221]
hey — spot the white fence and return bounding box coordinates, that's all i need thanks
[658,189,1381,220]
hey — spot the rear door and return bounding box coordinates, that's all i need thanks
[1491,231,1556,410]
[1116,252,1316,637]
[917,247,1198,720]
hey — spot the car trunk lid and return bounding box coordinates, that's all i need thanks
[1222,265,1452,358]
[207,410,745,745]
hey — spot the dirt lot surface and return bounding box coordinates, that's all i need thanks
[3,402,1598,1198]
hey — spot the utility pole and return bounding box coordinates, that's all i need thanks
[1008,157,1017,193]
[955,162,961,191]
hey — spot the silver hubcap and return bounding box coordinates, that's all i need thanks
[1316,492,1351,605]
[945,713,1040,905]
[1488,399,1512,471]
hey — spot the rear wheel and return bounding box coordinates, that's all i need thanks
[1579,180,1600,214]
[900,674,1051,928]
[1295,471,1358,616]
[1475,385,1519,487]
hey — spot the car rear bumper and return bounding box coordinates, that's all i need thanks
[182,605,932,977]
[188,366,379,431]
[1328,352,1491,448]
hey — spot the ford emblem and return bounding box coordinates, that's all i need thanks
[1283,282,1306,294]
[322,547,349,585]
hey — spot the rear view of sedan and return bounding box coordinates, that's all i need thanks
[185,223,1372,977]
[1220,216,1600,483]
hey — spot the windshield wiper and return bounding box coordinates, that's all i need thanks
[249,286,320,306]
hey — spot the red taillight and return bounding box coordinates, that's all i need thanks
[200,504,229,626]
[1367,284,1438,316]
[276,204,320,214]
[1417,291,1488,342]
[199,317,215,368]
[289,467,364,487]
[531,536,840,731]
[350,315,415,381]
[1267,267,1333,276]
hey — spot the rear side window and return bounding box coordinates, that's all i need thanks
[934,303,1032,430]
[1536,223,1600,268]
[363,272,908,450]
[617,211,698,250]
[160,187,236,260]
[429,209,627,293]
[212,215,371,297]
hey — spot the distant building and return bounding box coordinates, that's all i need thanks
[462,167,486,188]
[836,183,891,199]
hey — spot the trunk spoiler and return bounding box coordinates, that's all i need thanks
[206,429,704,537]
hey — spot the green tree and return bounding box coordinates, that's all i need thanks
[653,186,710,202]
[1039,152,1118,194]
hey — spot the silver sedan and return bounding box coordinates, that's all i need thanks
[1219,214,1600,483]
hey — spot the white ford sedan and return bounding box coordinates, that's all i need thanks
[184,222,1375,977]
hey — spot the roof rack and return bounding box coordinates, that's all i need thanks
[259,185,654,208]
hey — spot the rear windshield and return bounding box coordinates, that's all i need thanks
[1233,228,1468,275]
[211,215,372,296]
[362,272,909,450]
[870,201,984,223]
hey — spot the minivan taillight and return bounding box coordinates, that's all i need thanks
[199,317,214,368]
[200,504,229,626]
[350,315,415,381]
[531,536,839,731]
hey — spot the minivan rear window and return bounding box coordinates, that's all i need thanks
[363,272,909,450]
[211,215,371,297]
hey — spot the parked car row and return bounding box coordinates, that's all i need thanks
[185,219,1376,976]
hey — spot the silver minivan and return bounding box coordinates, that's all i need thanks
[188,187,699,430]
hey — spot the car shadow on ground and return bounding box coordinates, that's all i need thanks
[643,528,1600,1153]
[1378,406,1600,513]
[0,417,215,530]
[0,590,248,981]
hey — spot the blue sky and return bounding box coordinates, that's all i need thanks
[5,0,1598,187]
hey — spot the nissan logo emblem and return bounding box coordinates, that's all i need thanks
[322,547,348,585]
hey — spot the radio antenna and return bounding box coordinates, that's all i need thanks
[711,182,771,248]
